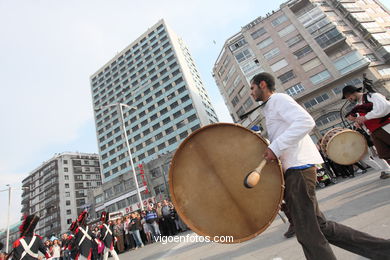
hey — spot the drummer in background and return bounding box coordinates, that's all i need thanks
[249,72,390,260]
[342,85,390,179]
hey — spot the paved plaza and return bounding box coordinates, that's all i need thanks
[120,170,390,260]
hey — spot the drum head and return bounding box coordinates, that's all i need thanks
[326,130,367,165]
[169,123,284,243]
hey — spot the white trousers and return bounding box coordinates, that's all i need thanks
[103,246,120,260]
[361,147,390,171]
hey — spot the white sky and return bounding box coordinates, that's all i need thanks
[1,0,388,230]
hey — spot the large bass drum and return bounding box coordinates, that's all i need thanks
[321,128,367,165]
[169,123,284,244]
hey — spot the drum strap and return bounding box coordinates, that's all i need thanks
[20,236,38,259]
[103,224,112,240]
[78,226,92,246]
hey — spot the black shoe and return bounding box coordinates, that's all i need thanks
[284,224,295,238]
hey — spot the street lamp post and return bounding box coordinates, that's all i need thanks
[0,185,29,253]
[6,184,11,253]
[96,103,144,210]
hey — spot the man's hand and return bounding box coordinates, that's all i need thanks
[354,122,362,129]
[355,116,367,125]
[264,148,277,162]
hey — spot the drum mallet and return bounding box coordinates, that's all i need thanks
[243,160,287,223]
[244,159,267,188]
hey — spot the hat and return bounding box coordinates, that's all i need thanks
[69,221,78,232]
[19,215,40,237]
[77,210,88,226]
[100,211,110,224]
[341,85,362,99]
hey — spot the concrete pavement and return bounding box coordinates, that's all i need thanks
[119,170,390,260]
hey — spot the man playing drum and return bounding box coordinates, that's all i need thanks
[250,72,390,260]
[342,85,390,179]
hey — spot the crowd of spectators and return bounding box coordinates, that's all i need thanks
[0,199,188,260]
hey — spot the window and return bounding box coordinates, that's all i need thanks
[243,97,253,110]
[66,200,71,206]
[286,83,305,97]
[168,137,176,145]
[63,160,68,164]
[231,96,239,107]
[307,16,331,33]
[278,24,296,37]
[316,112,340,127]
[298,7,324,27]
[95,194,104,204]
[179,131,188,139]
[278,70,296,84]
[332,78,362,95]
[372,33,390,41]
[65,183,69,188]
[364,54,378,62]
[238,87,248,98]
[64,167,68,172]
[315,28,344,48]
[378,68,390,76]
[257,37,273,49]
[333,51,368,75]
[234,49,253,63]
[304,93,330,108]
[263,48,280,60]
[270,59,288,72]
[302,58,322,72]
[293,45,313,59]
[67,210,71,215]
[310,70,331,84]
[65,192,70,197]
[67,219,72,225]
[237,106,245,117]
[229,38,247,51]
[325,11,337,17]
[251,27,267,39]
[64,175,69,180]
[271,15,288,27]
[285,34,303,48]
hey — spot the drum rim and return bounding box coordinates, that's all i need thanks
[320,127,344,154]
[168,122,285,244]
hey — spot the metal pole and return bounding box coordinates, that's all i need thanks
[118,104,144,210]
[6,184,11,253]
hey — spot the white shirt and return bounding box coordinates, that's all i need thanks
[359,93,390,120]
[51,244,61,258]
[262,93,323,172]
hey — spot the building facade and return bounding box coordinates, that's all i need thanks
[21,153,101,238]
[89,19,218,210]
[87,152,173,220]
[213,0,390,142]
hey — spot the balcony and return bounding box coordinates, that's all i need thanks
[317,33,346,52]
[311,23,336,38]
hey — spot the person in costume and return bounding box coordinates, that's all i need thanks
[99,211,120,260]
[9,214,50,260]
[68,210,97,260]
